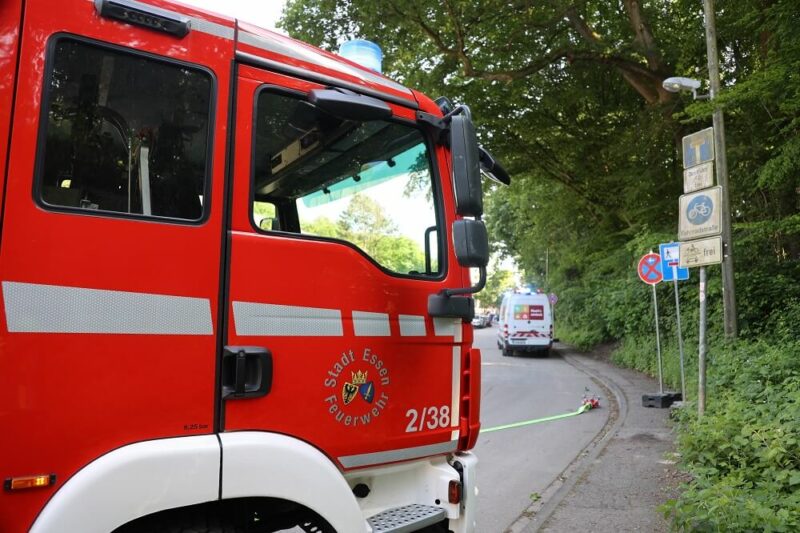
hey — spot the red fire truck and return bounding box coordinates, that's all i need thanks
[0,1,510,532]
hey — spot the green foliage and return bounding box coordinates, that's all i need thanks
[662,340,800,531]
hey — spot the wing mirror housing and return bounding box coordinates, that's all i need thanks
[308,88,392,121]
[449,112,482,217]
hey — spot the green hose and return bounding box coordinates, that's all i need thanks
[481,402,592,434]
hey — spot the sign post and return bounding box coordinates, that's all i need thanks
[679,131,726,414]
[698,268,707,415]
[637,253,665,399]
[660,242,688,403]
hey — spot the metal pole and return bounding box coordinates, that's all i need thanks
[545,247,549,285]
[698,267,708,415]
[673,268,687,401]
[703,0,737,338]
[652,283,664,394]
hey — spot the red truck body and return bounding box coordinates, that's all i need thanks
[0,1,482,532]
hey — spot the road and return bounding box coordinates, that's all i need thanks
[471,326,609,532]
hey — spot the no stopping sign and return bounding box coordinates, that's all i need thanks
[637,253,663,285]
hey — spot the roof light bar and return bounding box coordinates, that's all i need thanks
[95,0,191,38]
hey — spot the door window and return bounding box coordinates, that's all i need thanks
[37,37,213,221]
[251,89,442,277]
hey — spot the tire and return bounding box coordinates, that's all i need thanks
[502,344,512,357]
[116,513,246,533]
[114,500,334,533]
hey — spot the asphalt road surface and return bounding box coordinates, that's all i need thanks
[472,326,609,532]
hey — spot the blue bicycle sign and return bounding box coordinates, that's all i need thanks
[679,186,722,241]
[686,194,713,225]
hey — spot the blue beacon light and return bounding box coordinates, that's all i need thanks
[339,39,383,73]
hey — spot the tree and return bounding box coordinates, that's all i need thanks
[477,265,515,310]
[302,216,339,238]
[307,193,427,273]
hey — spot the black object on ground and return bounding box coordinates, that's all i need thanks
[641,392,682,408]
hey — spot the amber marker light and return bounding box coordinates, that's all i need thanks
[4,474,56,491]
[448,480,462,504]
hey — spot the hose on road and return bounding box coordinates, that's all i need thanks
[481,399,597,434]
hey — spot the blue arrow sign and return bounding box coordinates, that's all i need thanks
[660,242,690,282]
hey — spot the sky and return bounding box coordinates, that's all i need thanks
[178,0,287,33]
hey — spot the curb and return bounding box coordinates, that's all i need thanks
[505,348,630,533]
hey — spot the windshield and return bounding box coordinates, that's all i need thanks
[252,89,441,277]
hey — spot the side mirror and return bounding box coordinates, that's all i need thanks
[453,219,489,268]
[308,88,392,121]
[450,113,482,217]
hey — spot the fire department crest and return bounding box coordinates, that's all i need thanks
[323,348,391,427]
[342,370,375,405]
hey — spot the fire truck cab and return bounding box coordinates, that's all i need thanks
[0,1,506,532]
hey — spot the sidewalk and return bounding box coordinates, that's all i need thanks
[514,346,680,532]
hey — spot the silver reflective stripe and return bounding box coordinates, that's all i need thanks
[238,31,412,96]
[352,311,390,337]
[338,440,458,469]
[451,346,461,431]
[2,281,213,334]
[398,314,426,337]
[433,317,460,337]
[233,302,343,336]
[190,17,235,40]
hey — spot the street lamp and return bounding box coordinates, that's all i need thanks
[662,77,703,99]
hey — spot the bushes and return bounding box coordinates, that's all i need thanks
[663,341,800,531]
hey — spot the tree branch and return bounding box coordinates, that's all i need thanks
[622,0,664,72]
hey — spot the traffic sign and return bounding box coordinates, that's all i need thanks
[548,293,558,305]
[679,186,721,241]
[684,161,714,193]
[659,242,690,281]
[682,128,715,169]
[637,253,663,285]
[679,236,723,267]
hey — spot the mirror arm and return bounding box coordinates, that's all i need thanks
[416,105,472,145]
[439,266,486,297]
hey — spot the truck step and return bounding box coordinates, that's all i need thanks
[367,504,446,533]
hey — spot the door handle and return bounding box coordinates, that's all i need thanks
[222,346,272,399]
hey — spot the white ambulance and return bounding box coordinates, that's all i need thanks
[497,291,554,356]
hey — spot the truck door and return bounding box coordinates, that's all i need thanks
[0,0,232,527]
[222,54,467,470]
